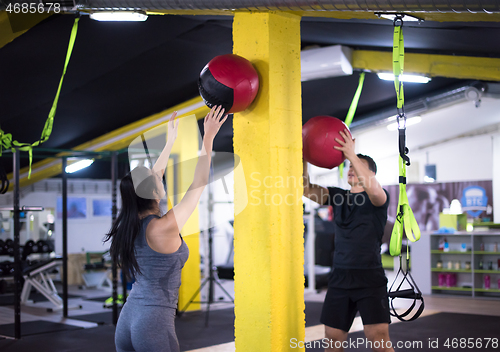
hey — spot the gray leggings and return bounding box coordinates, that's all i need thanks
[115,302,179,352]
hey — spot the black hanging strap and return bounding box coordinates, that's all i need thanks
[0,158,9,194]
[398,116,410,166]
[388,255,425,322]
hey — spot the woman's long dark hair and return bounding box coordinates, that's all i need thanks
[104,169,158,280]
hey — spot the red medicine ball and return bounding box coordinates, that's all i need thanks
[302,116,352,169]
[198,54,259,113]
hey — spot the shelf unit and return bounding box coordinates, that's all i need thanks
[430,230,500,298]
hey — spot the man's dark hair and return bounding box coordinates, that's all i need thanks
[357,154,377,174]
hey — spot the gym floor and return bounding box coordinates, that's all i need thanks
[1,270,500,352]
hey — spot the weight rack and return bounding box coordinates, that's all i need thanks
[0,147,126,339]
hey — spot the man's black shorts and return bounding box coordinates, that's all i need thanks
[320,285,391,332]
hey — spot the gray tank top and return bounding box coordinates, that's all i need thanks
[127,215,189,308]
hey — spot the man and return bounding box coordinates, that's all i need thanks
[303,129,394,352]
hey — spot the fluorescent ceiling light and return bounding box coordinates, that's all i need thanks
[378,13,422,22]
[90,11,148,22]
[377,73,431,83]
[301,45,352,81]
[65,159,94,173]
[387,116,422,131]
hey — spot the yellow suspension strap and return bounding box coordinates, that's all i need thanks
[339,71,365,178]
[0,16,80,179]
[387,15,424,322]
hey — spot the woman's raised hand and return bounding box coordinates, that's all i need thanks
[167,111,179,144]
[204,105,227,141]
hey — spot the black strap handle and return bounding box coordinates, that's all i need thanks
[388,255,425,322]
[398,128,410,166]
[0,158,9,194]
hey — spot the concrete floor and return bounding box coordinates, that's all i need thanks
[1,270,499,351]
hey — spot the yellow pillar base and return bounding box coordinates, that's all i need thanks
[233,11,305,352]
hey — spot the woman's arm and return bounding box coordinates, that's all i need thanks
[151,111,179,178]
[158,106,227,236]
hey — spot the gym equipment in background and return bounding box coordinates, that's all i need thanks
[82,252,112,291]
[178,170,234,326]
[302,115,352,169]
[0,17,79,178]
[198,54,259,113]
[20,258,67,311]
[215,220,235,280]
[387,14,423,322]
[303,210,334,291]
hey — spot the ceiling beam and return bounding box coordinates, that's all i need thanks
[296,10,500,22]
[7,96,210,189]
[0,10,51,50]
[148,9,500,22]
[352,50,500,81]
[3,7,500,52]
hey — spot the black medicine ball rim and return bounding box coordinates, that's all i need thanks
[198,66,234,113]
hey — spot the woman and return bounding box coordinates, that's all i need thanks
[106,106,227,352]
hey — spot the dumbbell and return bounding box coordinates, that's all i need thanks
[3,240,25,258]
[0,240,5,255]
[0,261,7,276]
[37,240,50,254]
[0,261,14,277]
[24,240,35,260]
[5,239,14,256]
[31,240,39,254]
[6,262,15,276]
[2,240,9,256]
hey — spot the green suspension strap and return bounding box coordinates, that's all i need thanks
[339,71,365,177]
[344,72,365,127]
[389,16,420,257]
[387,15,424,322]
[0,17,80,179]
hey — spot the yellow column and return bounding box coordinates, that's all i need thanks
[169,115,201,311]
[233,12,305,352]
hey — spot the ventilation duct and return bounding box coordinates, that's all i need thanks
[76,0,500,13]
[301,45,352,81]
[349,82,500,132]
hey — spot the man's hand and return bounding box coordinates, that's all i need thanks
[334,129,356,161]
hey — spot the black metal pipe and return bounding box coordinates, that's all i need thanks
[81,0,500,13]
[62,157,68,318]
[111,151,118,325]
[13,149,21,339]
